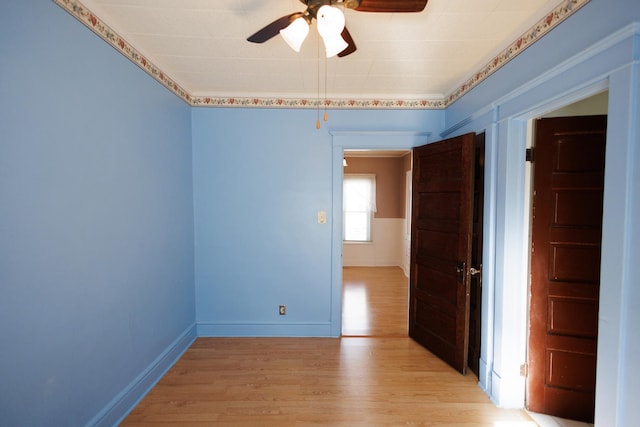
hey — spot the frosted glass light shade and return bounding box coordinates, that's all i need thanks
[317,6,345,37]
[321,34,348,57]
[280,17,310,52]
[317,6,348,57]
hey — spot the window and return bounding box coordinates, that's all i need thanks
[343,174,377,242]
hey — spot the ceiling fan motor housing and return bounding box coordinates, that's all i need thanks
[343,0,362,9]
[301,0,362,9]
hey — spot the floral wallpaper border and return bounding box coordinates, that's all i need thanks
[190,96,447,109]
[53,0,590,110]
[445,0,591,106]
[52,0,192,105]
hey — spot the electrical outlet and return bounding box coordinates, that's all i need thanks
[279,305,286,315]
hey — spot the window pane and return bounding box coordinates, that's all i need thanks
[344,178,371,211]
[344,212,370,241]
[343,174,376,242]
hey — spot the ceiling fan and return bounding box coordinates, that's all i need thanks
[247,0,429,58]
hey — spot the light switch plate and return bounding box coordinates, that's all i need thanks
[318,210,327,224]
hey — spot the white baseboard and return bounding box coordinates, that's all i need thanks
[197,321,335,337]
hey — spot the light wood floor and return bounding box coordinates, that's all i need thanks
[122,268,537,425]
[122,337,536,426]
[342,266,409,337]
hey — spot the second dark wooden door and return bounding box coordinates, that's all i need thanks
[527,115,606,422]
[409,133,475,374]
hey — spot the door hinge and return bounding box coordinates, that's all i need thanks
[520,363,529,377]
[526,148,535,162]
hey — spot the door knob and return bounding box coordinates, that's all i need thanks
[469,267,481,276]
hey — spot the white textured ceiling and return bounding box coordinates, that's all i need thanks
[74,0,568,102]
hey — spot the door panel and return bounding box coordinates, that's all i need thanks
[527,115,606,423]
[409,133,475,374]
[548,297,598,337]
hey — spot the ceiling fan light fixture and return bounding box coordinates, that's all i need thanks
[279,16,310,52]
[317,5,345,37]
[316,5,347,57]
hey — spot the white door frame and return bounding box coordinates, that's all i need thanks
[489,80,610,408]
[329,131,431,337]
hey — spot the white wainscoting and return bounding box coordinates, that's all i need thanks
[343,218,404,267]
[402,217,411,277]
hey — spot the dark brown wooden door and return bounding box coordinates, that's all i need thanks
[409,133,475,374]
[468,133,485,376]
[527,115,607,422]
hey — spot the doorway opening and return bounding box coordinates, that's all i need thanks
[341,150,412,337]
[340,138,486,379]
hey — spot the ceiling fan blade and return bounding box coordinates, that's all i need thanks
[247,13,303,43]
[355,0,428,13]
[337,27,357,57]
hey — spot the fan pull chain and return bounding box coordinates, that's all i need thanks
[316,34,321,130]
[324,55,328,123]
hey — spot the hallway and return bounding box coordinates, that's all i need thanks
[342,266,409,337]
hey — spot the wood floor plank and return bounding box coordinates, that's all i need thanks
[342,266,409,336]
[122,337,535,426]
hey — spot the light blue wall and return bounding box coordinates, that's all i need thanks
[0,2,195,426]
[192,108,444,337]
[443,0,640,424]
